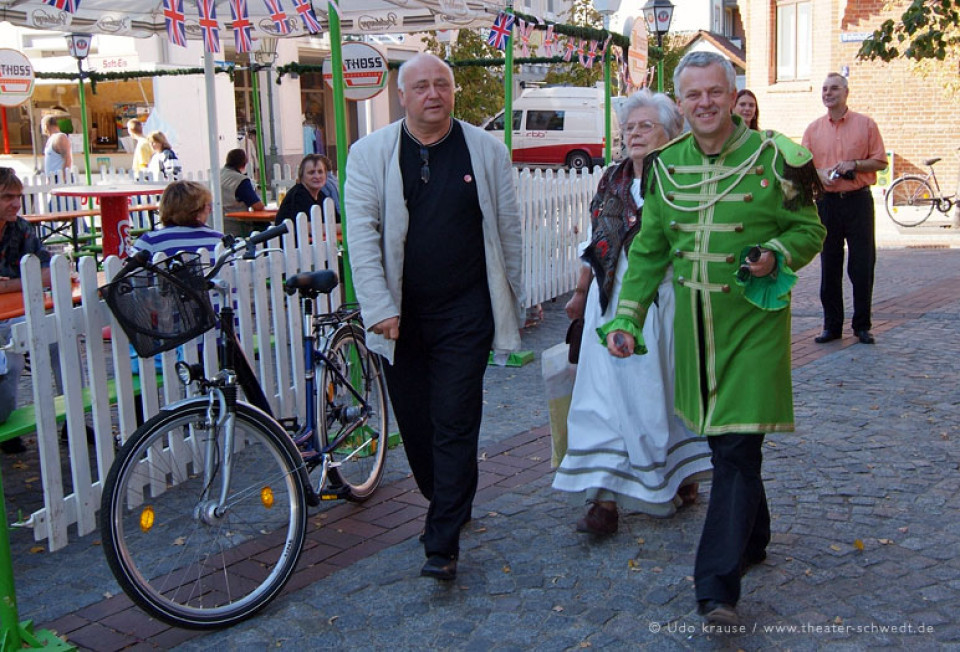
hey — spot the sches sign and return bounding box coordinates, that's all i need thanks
[0,49,36,108]
[323,41,388,101]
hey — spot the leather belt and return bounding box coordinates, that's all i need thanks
[822,187,870,200]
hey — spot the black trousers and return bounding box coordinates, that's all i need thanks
[816,190,876,333]
[382,299,494,560]
[694,433,771,606]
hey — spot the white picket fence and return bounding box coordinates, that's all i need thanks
[9,165,600,551]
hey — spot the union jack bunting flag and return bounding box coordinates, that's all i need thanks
[196,0,221,53]
[162,0,187,47]
[293,0,322,34]
[44,0,81,12]
[230,0,253,52]
[516,18,537,58]
[487,11,514,51]
[262,0,291,34]
[542,23,556,57]
[580,40,598,68]
[562,37,577,62]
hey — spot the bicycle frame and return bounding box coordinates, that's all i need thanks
[295,296,376,496]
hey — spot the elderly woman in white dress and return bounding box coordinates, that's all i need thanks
[552,90,712,535]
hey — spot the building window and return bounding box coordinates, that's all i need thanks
[776,0,811,81]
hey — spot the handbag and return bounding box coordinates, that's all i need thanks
[542,342,577,468]
[565,318,585,365]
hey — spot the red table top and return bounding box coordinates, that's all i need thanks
[0,282,83,321]
[225,210,278,221]
[51,184,168,198]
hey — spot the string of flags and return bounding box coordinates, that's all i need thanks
[488,11,616,71]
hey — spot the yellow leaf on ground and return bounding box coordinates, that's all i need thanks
[29,546,44,554]
[879,538,893,545]
[830,544,842,551]
[502,565,511,573]
[12,461,27,470]
[636,537,645,545]
[853,539,864,551]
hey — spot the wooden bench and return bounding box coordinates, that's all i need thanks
[23,210,101,253]
[0,372,160,447]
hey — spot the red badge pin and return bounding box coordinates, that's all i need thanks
[760,178,770,188]
[464,174,473,183]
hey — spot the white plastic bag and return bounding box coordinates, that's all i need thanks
[541,342,577,468]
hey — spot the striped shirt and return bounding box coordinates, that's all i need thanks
[132,225,224,257]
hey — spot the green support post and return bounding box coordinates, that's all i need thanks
[504,1,514,154]
[604,38,612,165]
[249,63,269,202]
[76,63,92,186]
[0,466,75,651]
[329,4,353,303]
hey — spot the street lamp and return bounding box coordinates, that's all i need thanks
[65,32,93,185]
[593,0,622,165]
[642,0,674,92]
[254,37,279,198]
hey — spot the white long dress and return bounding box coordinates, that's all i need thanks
[552,187,712,517]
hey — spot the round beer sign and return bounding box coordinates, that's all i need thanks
[0,49,36,108]
[322,41,388,101]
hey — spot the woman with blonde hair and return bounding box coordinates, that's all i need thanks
[147,130,182,181]
[132,180,222,255]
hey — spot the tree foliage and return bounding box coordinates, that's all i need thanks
[424,30,504,125]
[858,0,960,62]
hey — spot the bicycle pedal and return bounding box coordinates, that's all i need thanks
[319,485,349,501]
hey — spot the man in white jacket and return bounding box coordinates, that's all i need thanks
[345,53,524,581]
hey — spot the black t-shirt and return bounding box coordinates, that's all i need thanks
[400,121,488,313]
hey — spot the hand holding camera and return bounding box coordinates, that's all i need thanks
[828,165,856,181]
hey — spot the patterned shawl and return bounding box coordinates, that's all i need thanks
[581,158,646,313]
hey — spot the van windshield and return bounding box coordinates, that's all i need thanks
[485,110,521,131]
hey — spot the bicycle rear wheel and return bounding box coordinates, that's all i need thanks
[319,324,389,501]
[100,399,307,629]
[885,176,936,227]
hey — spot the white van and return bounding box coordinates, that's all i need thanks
[484,86,620,171]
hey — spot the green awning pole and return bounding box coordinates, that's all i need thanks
[329,4,353,303]
[249,60,269,201]
[504,1,514,155]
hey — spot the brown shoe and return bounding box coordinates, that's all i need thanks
[677,483,699,506]
[575,501,618,535]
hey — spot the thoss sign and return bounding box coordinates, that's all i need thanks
[0,49,35,107]
[323,41,388,101]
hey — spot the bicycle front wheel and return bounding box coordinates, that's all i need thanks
[319,324,389,501]
[886,176,936,227]
[100,400,307,629]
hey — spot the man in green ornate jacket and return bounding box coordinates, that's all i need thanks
[602,52,826,625]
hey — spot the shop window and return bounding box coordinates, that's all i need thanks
[776,0,811,81]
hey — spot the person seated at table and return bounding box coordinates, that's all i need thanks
[221,149,265,214]
[147,131,183,181]
[129,181,224,377]
[132,180,223,256]
[274,154,340,226]
[0,167,54,455]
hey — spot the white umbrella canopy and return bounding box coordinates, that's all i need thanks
[0,0,507,230]
[0,0,505,38]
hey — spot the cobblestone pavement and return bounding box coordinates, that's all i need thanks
[5,231,960,650]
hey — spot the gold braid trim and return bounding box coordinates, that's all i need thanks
[652,135,822,213]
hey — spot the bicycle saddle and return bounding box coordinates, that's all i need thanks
[924,157,941,166]
[284,270,339,297]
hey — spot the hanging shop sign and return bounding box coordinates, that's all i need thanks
[322,41,388,102]
[628,17,648,87]
[0,49,36,108]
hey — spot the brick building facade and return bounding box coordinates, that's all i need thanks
[741,0,960,189]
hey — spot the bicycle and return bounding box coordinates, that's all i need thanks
[97,223,389,629]
[884,155,956,227]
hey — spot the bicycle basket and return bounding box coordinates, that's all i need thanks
[100,252,216,358]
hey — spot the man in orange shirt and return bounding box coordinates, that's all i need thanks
[802,73,887,345]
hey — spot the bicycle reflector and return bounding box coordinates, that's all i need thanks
[260,486,275,509]
[140,506,155,533]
